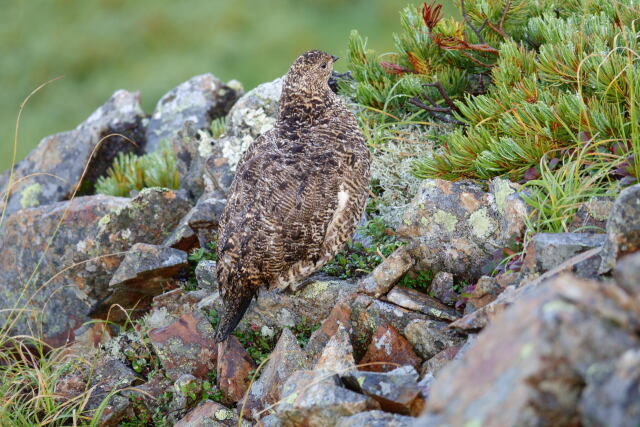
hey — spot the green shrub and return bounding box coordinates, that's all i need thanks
[344,0,640,184]
[95,142,179,197]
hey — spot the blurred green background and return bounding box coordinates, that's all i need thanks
[1,0,457,171]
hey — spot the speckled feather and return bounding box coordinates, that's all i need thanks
[215,50,371,341]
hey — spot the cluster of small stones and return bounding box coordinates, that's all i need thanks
[1,71,639,427]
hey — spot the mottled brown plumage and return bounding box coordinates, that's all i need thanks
[214,50,371,342]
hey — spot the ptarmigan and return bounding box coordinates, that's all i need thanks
[215,50,371,342]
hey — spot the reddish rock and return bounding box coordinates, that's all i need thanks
[148,311,218,380]
[359,324,420,372]
[217,335,257,403]
[463,276,506,314]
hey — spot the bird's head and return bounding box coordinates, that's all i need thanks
[283,50,338,97]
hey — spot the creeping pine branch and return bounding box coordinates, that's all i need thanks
[460,0,487,44]
[409,82,465,125]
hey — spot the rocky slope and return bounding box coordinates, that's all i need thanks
[0,74,638,426]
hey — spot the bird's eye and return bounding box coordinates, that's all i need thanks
[320,62,327,69]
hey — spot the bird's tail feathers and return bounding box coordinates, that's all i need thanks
[214,291,255,342]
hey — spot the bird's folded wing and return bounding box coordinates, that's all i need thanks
[216,140,341,293]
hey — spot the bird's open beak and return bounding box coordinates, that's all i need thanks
[331,55,340,62]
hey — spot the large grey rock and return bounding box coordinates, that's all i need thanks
[419,274,640,426]
[164,191,226,251]
[0,90,145,216]
[429,272,457,306]
[523,232,605,276]
[600,184,640,272]
[398,178,527,281]
[385,286,458,322]
[145,74,242,153]
[614,252,640,297]
[579,348,640,427]
[217,77,283,171]
[0,195,128,347]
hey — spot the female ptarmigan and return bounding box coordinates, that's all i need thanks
[214,50,371,342]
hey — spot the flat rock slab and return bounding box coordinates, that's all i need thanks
[148,311,218,381]
[174,399,239,427]
[106,243,187,311]
[385,286,459,321]
[343,366,424,415]
[305,302,352,364]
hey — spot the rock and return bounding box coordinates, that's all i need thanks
[145,74,242,153]
[343,366,424,415]
[78,188,192,311]
[463,275,505,314]
[358,247,414,297]
[148,311,218,381]
[351,295,432,358]
[614,252,640,297]
[277,372,379,427]
[523,232,606,276]
[56,355,140,426]
[0,195,128,346]
[195,259,219,292]
[359,324,421,372]
[404,319,464,360]
[121,373,172,418]
[0,90,145,217]
[569,197,613,232]
[579,348,640,427]
[217,335,257,403]
[429,272,457,306]
[316,325,355,374]
[419,274,640,426]
[420,345,461,378]
[172,374,203,413]
[237,275,357,332]
[105,243,187,314]
[398,178,527,281]
[165,192,226,250]
[174,400,239,427]
[241,328,308,419]
[449,247,603,332]
[147,288,209,328]
[305,302,352,364]
[217,77,282,171]
[600,183,640,272]
[335,410,414,427]
[385,286,458,322]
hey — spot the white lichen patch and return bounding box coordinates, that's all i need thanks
[197,129,215,158]
[434,210,458,233]
[374,329,393,356]
[468,208,494,240]
[492,178,516,215]
[20,183,42,209]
